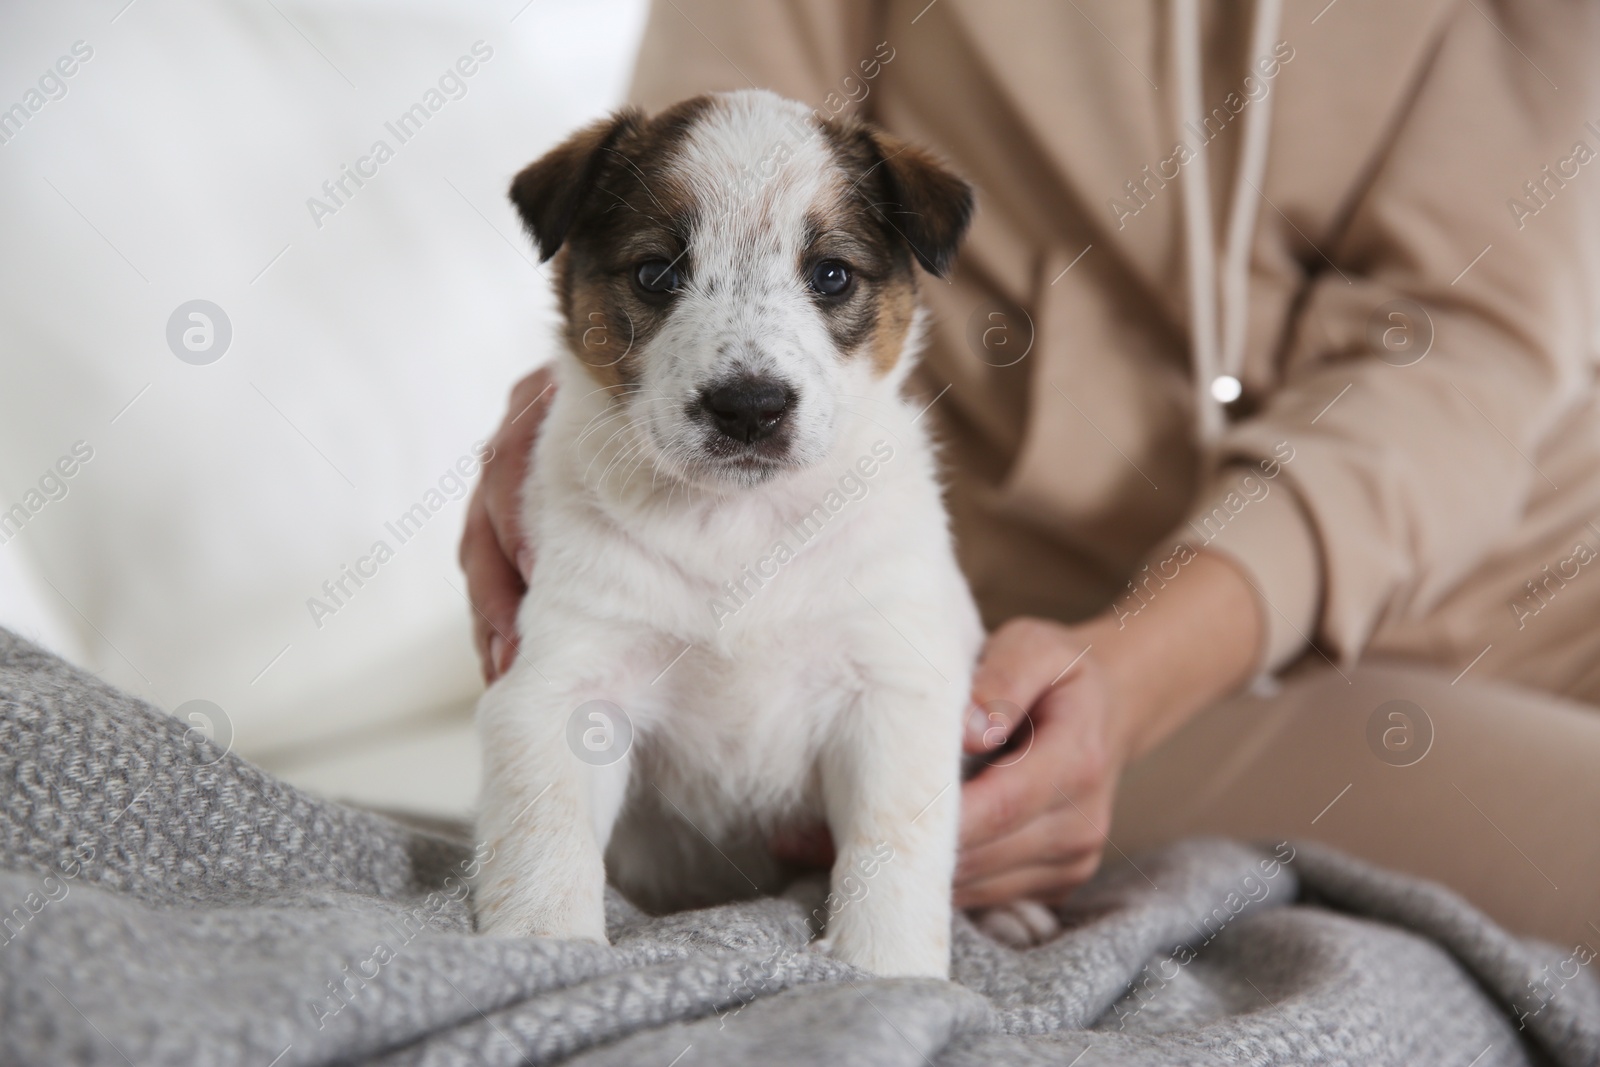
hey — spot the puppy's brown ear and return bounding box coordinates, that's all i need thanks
[509,109,641,261]
[863,129,974,278]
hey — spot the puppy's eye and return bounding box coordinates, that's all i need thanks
[634,259,681,295]
[809,259,852,297]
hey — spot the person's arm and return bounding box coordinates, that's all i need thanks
[958,1,1598,903]
[952,550,1260,906]
[1182,0,1595,670]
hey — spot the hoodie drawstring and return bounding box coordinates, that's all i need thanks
[1172,0,1283,444]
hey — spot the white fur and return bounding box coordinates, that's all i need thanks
[472,91,983,978]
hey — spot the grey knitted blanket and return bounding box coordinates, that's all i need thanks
[2,629,1597,1066]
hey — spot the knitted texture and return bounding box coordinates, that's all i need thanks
[2,628,1596,1065]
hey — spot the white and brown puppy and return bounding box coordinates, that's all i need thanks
[472,89,983,977]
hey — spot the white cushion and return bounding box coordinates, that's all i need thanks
[0,0,647,782]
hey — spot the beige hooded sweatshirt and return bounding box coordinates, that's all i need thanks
[627,0,1600,702]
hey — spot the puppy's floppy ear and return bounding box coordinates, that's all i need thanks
[861,128,974,278]
[509,108,641,261]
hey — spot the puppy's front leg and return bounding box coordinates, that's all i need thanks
[819,673,964,978]
[472,672,631,942]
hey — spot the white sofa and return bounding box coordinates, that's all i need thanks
[0,0,647,815]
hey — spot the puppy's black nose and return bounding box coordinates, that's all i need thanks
[701,378,792,444]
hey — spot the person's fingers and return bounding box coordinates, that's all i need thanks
[965,698,1023,754]
[461,502,525,682]
[953,855,1101,909]
[484,368,556,581]
[954,808,1098,887]
[459,367,555,683]
[960,684,1087,847]
[964,618,1085,753]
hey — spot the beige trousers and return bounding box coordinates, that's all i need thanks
[1111,661,1600,949]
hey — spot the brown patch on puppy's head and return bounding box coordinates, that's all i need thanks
[826,123,974,279]
[813,119,973,374]
[509,109,641,262]
[507,98,713,391]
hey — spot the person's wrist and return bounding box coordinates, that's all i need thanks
[1074,615,1155,762]
[1074,550,1265,760]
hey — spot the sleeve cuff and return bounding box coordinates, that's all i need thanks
[1168,465,1322,675]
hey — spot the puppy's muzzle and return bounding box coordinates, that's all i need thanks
[700,376,793,445]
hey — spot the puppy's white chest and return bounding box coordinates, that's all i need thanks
[634,636,857,823]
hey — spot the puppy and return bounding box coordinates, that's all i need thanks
[471,89,983,978]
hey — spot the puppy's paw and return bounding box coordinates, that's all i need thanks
[827,938,949,978]
[474,879,608,944]
[825,912,950,978]
[973,899,1061,948]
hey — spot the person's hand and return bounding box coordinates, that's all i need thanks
[460,367,555,682]
[766,551,1263,906]
[766,618,1132,895]
[953,617,1131,908]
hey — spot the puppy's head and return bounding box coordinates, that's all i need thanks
[510,89,972,488]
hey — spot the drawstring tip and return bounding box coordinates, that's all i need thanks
[1210,375,1243,403]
